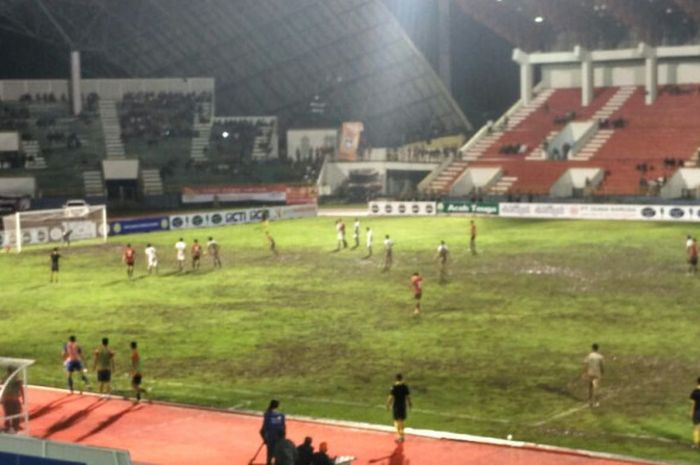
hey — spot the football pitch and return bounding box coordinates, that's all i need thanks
[1,216,699,463]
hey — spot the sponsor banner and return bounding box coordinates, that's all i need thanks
[169,205,318,230]
[2,227,49,246]
[368,201,437,216]
[182,185,287,204]
[499,203,700,222]
[439,201,499,215]
[109,217,170,236]
[338,122,364,161]
[285,185,318,205]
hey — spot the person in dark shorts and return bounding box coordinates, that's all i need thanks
[260,399,285,465]
[50,248,61,283]
[191,239,202,270]
[690,377,700,447]
[130,341,148,402]
[689,238,698,275]
[386,373,411,443]
[93,337,115,395]
[62,335,90,394]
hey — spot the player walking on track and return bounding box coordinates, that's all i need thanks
[410,272,423,315]
[191,239,202,270]
[382,235,394,271]
[123,243,136,279]
[583,343,604,407]
[50,247,61,283]
[62,335,90,394]
[260,399,286,465]
[145,243,158,275]
[689,377,700,448]
[175,238,186,272]
[386,374,411,443]
[469,220,477,255]
[93,337,115,395]
[130,341,148,402]
[207,236,222,268]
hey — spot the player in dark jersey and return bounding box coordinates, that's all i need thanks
[122,244,136,279]
[50,248,61,283]
[191,239,202,270]
[386,374,411,443]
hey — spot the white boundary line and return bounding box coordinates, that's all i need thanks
[29,385,677,465]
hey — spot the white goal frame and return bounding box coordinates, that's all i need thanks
[2,204,108,253]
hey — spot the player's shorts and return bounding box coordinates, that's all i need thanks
[691,256,698,265]
[125,260,135,266]
[393,407,407,421]
[65,360,83,372]
[193,255,200,260]
[132,373,142,386]
[414,292,422,300]
[177,253,185,261]
[51,264,59,272]
[97,370,112,383]
[148,259,158,268]
[693,411,700,425]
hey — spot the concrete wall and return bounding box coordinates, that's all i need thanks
[660,168,700,199]
[318,161,437,196]
[451,167,501,196]
[550,168,603,197]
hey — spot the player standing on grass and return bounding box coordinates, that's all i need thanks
[191,239,202,270]
[410,272,423,315]
[469,220,477,255]
[145,243,158,275]
[352,217,361,249]
[689,238,698,275]
[207,236,222,268]
[62,335,90,394]
[123,243,136,280]
[382,235,394,271]
[266,231,278,256]
[689,377,700,448]
[386,374,411,443]
[130,341,148,402]
[49,247,61,283]
[365,226,373,258]
[93,337,115,395]
[175,238,186,272]
[436,240,449,282]
[583,343,604,407]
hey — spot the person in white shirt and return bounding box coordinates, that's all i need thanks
[175,238,187,272]
[583,343,605,407]
[145,243,158,274]
[352,218,361,249]
[207,236,222,269]
[687,235,694,252]
[436,240,449,282]
[365,227,373,258]
[382,235,394,271]
[335,219,347,251]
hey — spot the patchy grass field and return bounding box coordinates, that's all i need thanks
[1,216,700,463]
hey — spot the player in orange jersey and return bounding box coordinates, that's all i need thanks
[122,244,136,279]
[191,239,202,270]
[410,272,423,315]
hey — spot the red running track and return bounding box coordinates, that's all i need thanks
[25,387,655,465]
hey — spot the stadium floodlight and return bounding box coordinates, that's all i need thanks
[0,357,35,435]
[2,205,108,253]
[534,16,544,23]
[222,131,230,138]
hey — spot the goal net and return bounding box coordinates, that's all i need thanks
[0,357,34,435]
[2,205,107,252]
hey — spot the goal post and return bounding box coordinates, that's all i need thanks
[2,205,108,253]
[0,357,34,435]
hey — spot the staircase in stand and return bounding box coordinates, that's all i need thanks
[487,176,517,195]
[98,100,126,159]
[83,170,104,197]
[22,140,47,169]
[424,89,554,194]
[141,169,164,196]
[191,118,212,161]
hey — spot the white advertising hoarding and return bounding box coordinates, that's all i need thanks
[499,202,700,222]
[368,201,437,216]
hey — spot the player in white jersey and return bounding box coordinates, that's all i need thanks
[382,235,394,271]
[436,240,449,282]
[207,236,222,268]
[145,243,158,274]
[583,343,605,407]
[175,238,187,272]
[352,218,361,249]
[365,227,373,258]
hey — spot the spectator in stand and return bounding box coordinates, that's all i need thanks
[296,437,314,465]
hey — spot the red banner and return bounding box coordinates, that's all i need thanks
[285,185,318,205]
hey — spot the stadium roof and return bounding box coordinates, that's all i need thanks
[0,0,471,146]
[455,0,699,52]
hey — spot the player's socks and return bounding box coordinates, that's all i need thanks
[693,429,700,445]
[67,377,74,392]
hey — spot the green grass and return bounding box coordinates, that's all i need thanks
[2,217,700,463]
